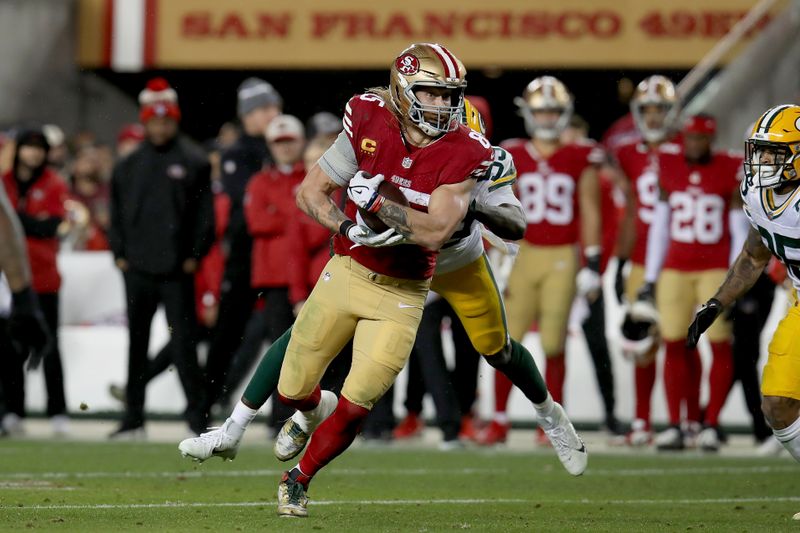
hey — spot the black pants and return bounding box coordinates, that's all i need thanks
[403,299,480,440]
[731,274,775,442]
[123,270,205,432]
[220,287,295,428]
[132,324,213,387]
[0,292,66,418]
[581,293,617,424]
[203,267,256,411]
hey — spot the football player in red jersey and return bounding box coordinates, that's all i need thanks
[611,75,681,445]
[264,43,495,517]
[479,76,604,445]
[639,114,748,451]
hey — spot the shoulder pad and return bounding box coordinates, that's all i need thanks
[485,146,517,188]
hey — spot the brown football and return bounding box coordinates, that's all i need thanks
[358,180,409,233]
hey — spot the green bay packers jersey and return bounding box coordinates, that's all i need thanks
[741,179,800,291]
[436,146,521,274]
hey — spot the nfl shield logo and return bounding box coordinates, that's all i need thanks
[402,157,413,169]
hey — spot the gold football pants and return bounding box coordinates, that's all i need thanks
[277,255,429,410]
[503,242,578,357]
[431,254,508,356]
[656,269,731,342]
[762,290,800,401]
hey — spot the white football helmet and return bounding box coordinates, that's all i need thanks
[620,300,660,364]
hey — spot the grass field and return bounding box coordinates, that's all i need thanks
[0,439,798,532]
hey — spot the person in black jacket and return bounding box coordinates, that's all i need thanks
[203,78,282,413]
[108,79,215,437]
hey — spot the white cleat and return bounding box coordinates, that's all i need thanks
[697,427,721,452]
[626,419,652,447]
[541,403,588,476]
[178,419,240,463]
[655,426,684,451]
[757,436,785,457]
[274,390,337,462]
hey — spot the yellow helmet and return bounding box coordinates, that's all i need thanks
[745,104,800,189]
[462,97,485,135]
[389,43,467,137]
[514,76,573,141]
[630,75,679,143]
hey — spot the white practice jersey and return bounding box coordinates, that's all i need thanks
[436,146,521,274]
[741,179,800,291]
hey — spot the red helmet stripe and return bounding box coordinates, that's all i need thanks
[428,43,458,79]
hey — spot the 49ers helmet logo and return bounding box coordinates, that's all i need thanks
[395,53,419,75]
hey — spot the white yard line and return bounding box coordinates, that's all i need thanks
[0,464,794,480]
[7,496,800,511]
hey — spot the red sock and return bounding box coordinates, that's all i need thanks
[663,341,686,425]
[298,396,369,481]
[704,341,734,427]
[494,372,513,414]
[278,384,321,411]
[634,361,656,425]
[685,347,702,423]
[545,353,566,404]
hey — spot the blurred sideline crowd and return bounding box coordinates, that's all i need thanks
[0,75,790,456]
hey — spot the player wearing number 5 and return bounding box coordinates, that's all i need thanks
[639,115,748,451]
[490,77,604,429]
[689,105,800,480]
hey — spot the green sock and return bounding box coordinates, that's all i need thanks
[503,339,549,405]
[242,326,292,408]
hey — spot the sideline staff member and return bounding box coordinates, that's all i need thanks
[108,78,215,437]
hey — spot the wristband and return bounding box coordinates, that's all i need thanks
[339,220,356,236]
[366,193,385,214]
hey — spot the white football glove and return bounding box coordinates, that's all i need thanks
[576,267,602,301]
[346,223,405,248]
[347,171,385,213]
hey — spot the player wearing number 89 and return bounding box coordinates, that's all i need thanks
[485,76,604,441]
[689,105,800,492]
[640,114,747,451]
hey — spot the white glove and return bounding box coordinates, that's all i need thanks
[576,267,602,301]
[346,223,405,248]
[347,171,385,213]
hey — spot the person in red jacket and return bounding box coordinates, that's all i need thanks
[221,114,308,432]
[1,128,70,435]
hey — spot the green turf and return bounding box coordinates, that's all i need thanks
[0,440,798,532]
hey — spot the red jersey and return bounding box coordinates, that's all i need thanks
[244,162,308,302]
[195,188,230,323]
[659,149,742,271]
[614,141,666,264]
[599,168,623,273]
[2,168,68,293]
[502,138,604,246]
[334,93,493,280]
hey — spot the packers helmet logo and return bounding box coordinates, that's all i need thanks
[395,54,419,75]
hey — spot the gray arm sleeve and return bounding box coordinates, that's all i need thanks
[318,132,358,187]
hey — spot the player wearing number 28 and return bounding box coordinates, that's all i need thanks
[641,114,747,451]
[496,76,604,420]
[689,105,800,475]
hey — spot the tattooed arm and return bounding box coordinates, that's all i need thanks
[376,179,475,250]
[295,162,349,233]
[0,186,32,291]
[712,226,773,306]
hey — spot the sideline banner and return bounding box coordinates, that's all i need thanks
[78,0,773,71]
